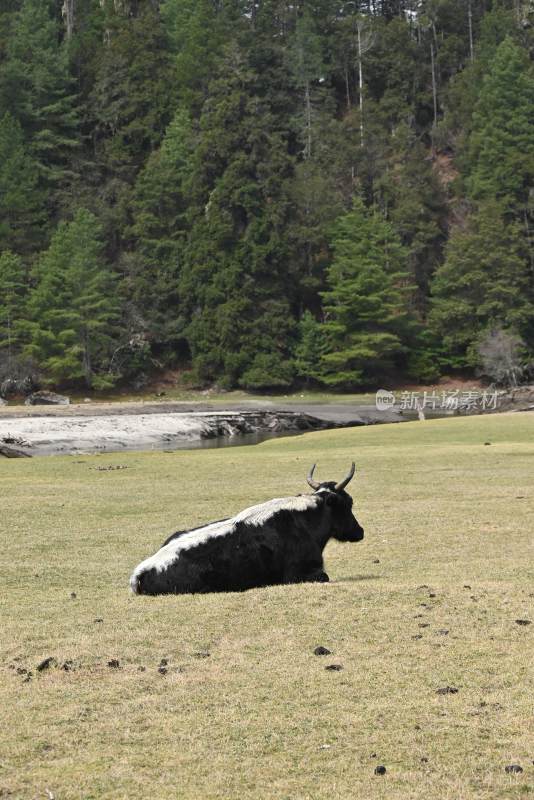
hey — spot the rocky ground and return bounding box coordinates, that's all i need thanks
[494,384,534,412]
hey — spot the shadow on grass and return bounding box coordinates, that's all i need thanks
[336,574,382,582]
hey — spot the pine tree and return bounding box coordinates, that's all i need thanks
[25,209,119,388]
[0,250,27,375]
[467,36,534,207]
[290,9,325,161]
[294,310,328,385]
[0,112,44,253]
[0,0,80,210]
[361,14,419,128]
[0,2,18,63]
[437,3,517,154]
[429,200,534,368]
[88,0,175,254]
[129,109,193,270]
[287,161,343,313]
[286,11,342,312]
[89,2,174,176]
[318,197,413,387]
[180,43,297,389]
[126,109,194,355]
[161,0,228,115]
[382,123,447,308]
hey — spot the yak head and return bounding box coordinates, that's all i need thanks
[307,462,364,542]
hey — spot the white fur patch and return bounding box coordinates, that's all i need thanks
[233,494,319,527]
[130,493,320,593]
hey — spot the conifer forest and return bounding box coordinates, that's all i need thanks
[1,0,534,392]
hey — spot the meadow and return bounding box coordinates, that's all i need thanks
[1,413,533,799]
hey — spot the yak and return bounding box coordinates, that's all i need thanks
[130,462,364,595]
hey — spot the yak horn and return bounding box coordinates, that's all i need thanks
[334,462,356,492]
[307,463,321,490]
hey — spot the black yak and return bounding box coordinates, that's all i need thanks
[130,463,363,595]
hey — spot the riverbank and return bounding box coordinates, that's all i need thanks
[3,381,532,456]
[0,401,403,456]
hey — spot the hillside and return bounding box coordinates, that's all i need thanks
[1,0,534,392]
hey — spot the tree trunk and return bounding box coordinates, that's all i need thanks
[468,0,474,62]
[62,0,75,39]
[524,207,534,273]
[430,41,438,131]
[357,22,364,148]
[83,329,92,388]
[6,311,12,372]
[304,80,312,159]
[431,21,438,52]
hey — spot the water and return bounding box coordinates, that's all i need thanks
[163,429,303,451]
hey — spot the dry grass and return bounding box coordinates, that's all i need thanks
[1,413,533,799]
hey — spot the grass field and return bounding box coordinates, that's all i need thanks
[1,413,533,799]
[60,387,378,406]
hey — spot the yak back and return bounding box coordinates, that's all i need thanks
[162,518,230,547]
[158,493,325,556]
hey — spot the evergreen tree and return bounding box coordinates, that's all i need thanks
[466,36,534,207]
[180,43,296,389]
[88,0,174,254]
[25,209,119,388]
[90,1,174,174]
[294,310,328,385]
[287,161,343,313]
[286,12,342,311]
[363,15,419,128]
[380,123,447,308]
[290,9,325,161]
[0,2,531,389]
[125,109,194,356]
[318,197,413,387]
[0,0,80,211]
[161,0,228,115]
[429,200,534,368]
[0,250,27,375]
[129,109,193,271]
[0,112,44,253]
[437,3,517,154]
[0,2,18,64]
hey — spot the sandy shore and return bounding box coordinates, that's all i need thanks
[0,400,401,456]
[0,411,224,456]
